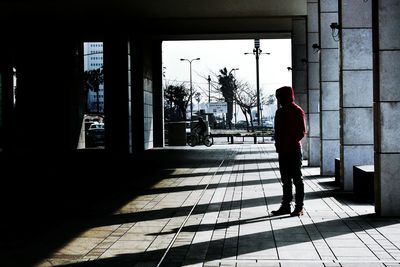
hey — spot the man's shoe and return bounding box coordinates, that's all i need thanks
[290,207,304,217]
[271,206,291,216]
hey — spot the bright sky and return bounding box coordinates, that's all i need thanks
[162,39,292,103]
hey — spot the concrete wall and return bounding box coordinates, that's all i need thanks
[7,31,82,156]
[292,17,309,160]
[319,0,340,175]
[339,0,374,191]
[307,0,321,166]
[143,78,154,150]
[143,39,155,150]
[104,34,130,155]
[0,51,14,153]
[374,0,400,216]
[152,40,165,148]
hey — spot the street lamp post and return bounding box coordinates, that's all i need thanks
[245,39,270,126]
[229,68,239,76]
[180,57,200,120]
[207,75,211,103]
[229,68,239,125]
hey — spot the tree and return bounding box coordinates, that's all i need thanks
[194,92,201,112]
[266,94,275,106]
[164,83,191,121]
[217,67,237,129]
[234,81,258,132]
[263,94,276,122]
[83,67,104,113]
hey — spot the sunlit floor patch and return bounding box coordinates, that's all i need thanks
[34,144,400,267]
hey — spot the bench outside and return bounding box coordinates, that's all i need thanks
[211,133,270,144]
[353,165,374,203]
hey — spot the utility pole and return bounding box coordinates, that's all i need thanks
[229,68,239,125]
[180,58,200,119]
[207,75,211,103]
[244,39,270,127]
[255,45,260,126]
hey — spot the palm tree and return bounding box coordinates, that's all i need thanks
[83,67,104,113]
[194,92,201,112]
[164,83,190,120]
[217,67,236,129]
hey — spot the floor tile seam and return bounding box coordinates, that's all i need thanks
[158,152,236,267]
[308,177,359,215]
[113,163,220,261]
[301,166,321,177]
[278,161,341,216]
[206,258,400,264]
[235,146,251,261]
[214,159,240,191]
[77,229,136,260]
[180,150,241,265]
[296,211,338,262]
[255,145,283,261]
[222,146,247,261]
[352,220,400,261]
[256,145,280,213]
[260,146,341,217]
[301,195,359,263]
[305,206,388,263]
[225,175,243,226]
[326,191,357,215]
[143,169,194,210]
[221,146,243,218]
[84,223,135,260]
[169,161,221,210]
[257,146,277,212]
[207,146,243,261]
[257,145,282,188]
[303,177,349,215]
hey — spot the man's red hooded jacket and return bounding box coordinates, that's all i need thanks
[274,86,306,154]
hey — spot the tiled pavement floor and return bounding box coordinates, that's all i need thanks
[10,144,400,266]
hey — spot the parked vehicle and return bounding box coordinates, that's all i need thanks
[235,120,248,128]
[263,120,274,128]
[86,122,105,147]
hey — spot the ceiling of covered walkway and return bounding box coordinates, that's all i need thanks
[1,0,307,38]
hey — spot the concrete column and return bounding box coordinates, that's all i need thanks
[292,17,309,160]
[0,44,14,154]
[319,0,340,175]
[131,37,155,154]
[152,40,165,148]
[373,0,400,216]
[339,0,374,191]
[142,38,155,150]
[103,33,130,156]
[12,33,80,155]
[307,0,321,166]
[127,40,133,154]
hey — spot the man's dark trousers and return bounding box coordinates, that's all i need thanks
[278,150,304,208]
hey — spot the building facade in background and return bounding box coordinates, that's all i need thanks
[83,42,104,113]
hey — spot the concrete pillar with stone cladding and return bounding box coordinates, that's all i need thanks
[292,17,309,160]
[373,0,400,216]
[307,0,321,166]
[319,0,340,175]
[103,34,131,155]
[339,0,374,191]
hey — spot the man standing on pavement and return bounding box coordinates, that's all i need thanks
[271,86,306,217]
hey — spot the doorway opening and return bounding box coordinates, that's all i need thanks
[162,38,291,146]
[78,42,105,149]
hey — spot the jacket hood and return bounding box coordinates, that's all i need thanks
[276,86,294,105]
